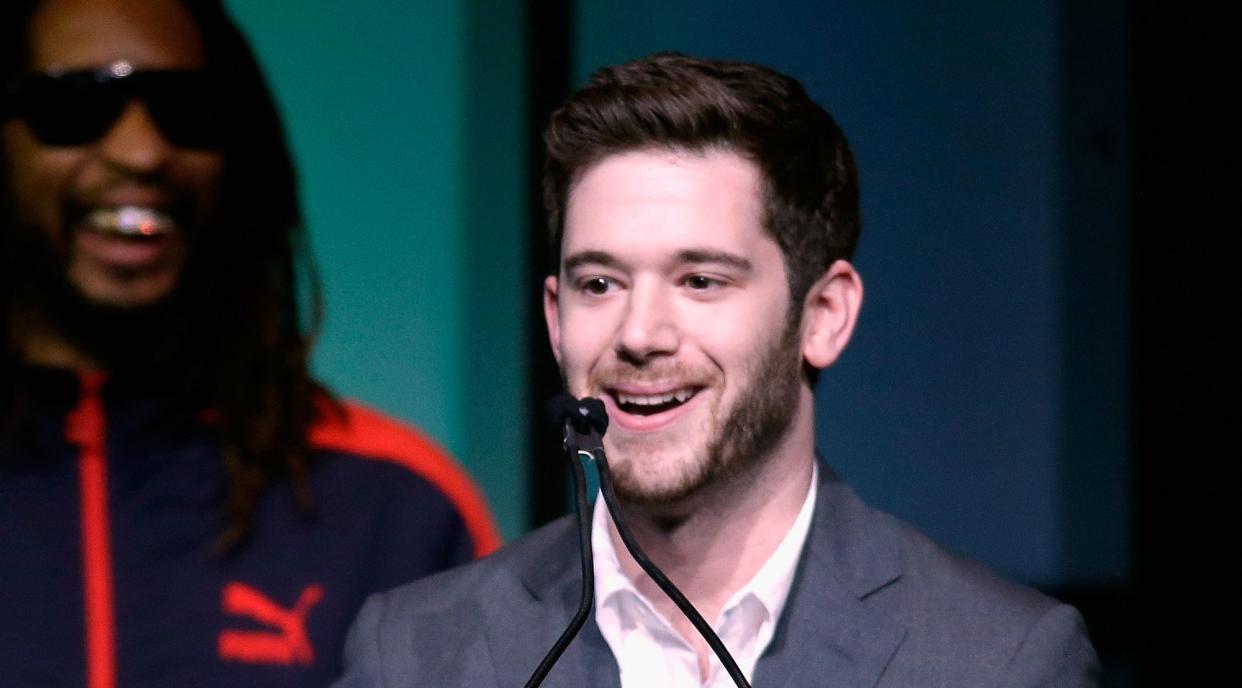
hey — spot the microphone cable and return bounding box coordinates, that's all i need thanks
[593,443,751,688]
[527,395,750,688]
[523,400,598,688]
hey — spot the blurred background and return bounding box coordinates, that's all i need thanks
[224,0,1140,683]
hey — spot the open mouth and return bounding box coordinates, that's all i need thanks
[84,206,176,238]
[71,204,183,270]
[611,387,700,416]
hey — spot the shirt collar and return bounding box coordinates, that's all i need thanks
[591,461,819,628]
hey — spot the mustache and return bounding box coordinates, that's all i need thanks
[587,361,718,390]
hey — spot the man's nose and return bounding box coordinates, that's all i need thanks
[616,281,679,362]
[97,101,172,174]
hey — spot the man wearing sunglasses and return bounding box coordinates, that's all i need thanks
[0,1,500,687]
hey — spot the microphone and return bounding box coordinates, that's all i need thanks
[546,394,608,437]
[526,394,751,688]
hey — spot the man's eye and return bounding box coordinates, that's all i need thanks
[581,277,612,295]
[684,275,718,290]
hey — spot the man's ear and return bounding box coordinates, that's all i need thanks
[800,260,863,370]
[543,275,563,365]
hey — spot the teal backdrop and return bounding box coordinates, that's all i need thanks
[223,0,530,540]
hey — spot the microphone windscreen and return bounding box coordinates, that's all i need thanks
[545,394,609,436]
[580,397,608,435]
[546,393,581,430]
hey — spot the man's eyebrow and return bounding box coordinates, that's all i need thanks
[561,250,620,273]
[560,248,754,273]
[675,249,753,272]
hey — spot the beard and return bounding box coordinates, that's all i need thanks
[3,213,191,372]
[598,316,805,507]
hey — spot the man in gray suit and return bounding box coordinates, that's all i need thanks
[334,53,1099,687]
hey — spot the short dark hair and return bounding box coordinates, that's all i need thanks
[0,0,328,551]
[543,52,861,308]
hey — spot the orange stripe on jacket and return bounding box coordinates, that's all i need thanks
[67,372,117,688]
[308,401,502,557]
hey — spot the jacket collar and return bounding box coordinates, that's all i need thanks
[754,464,907,687]
[502,462,908,687]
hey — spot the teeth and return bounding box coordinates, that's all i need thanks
[86,206,175,237]
[616,388,695,407]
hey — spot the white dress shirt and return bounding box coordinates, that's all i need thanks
[592,464,818,687]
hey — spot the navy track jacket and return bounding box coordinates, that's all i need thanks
[0,366,500,687]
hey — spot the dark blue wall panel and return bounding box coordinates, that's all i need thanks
[576,0,1129,587]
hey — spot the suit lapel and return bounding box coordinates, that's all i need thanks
[486,467,907,688]
[755,467,907,687]
[482,517,621,688]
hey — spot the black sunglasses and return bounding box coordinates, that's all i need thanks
[3,61,226,149]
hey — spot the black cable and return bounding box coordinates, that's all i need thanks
[523,425,594,688]
[530,395,748,687]
[594,446,751,688]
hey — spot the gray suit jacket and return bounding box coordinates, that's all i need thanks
[334,467,1099,687]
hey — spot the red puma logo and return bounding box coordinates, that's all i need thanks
[218,582,324,666]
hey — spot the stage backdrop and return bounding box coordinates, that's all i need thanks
[224,0,530,540]
[224,0,1129,589]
